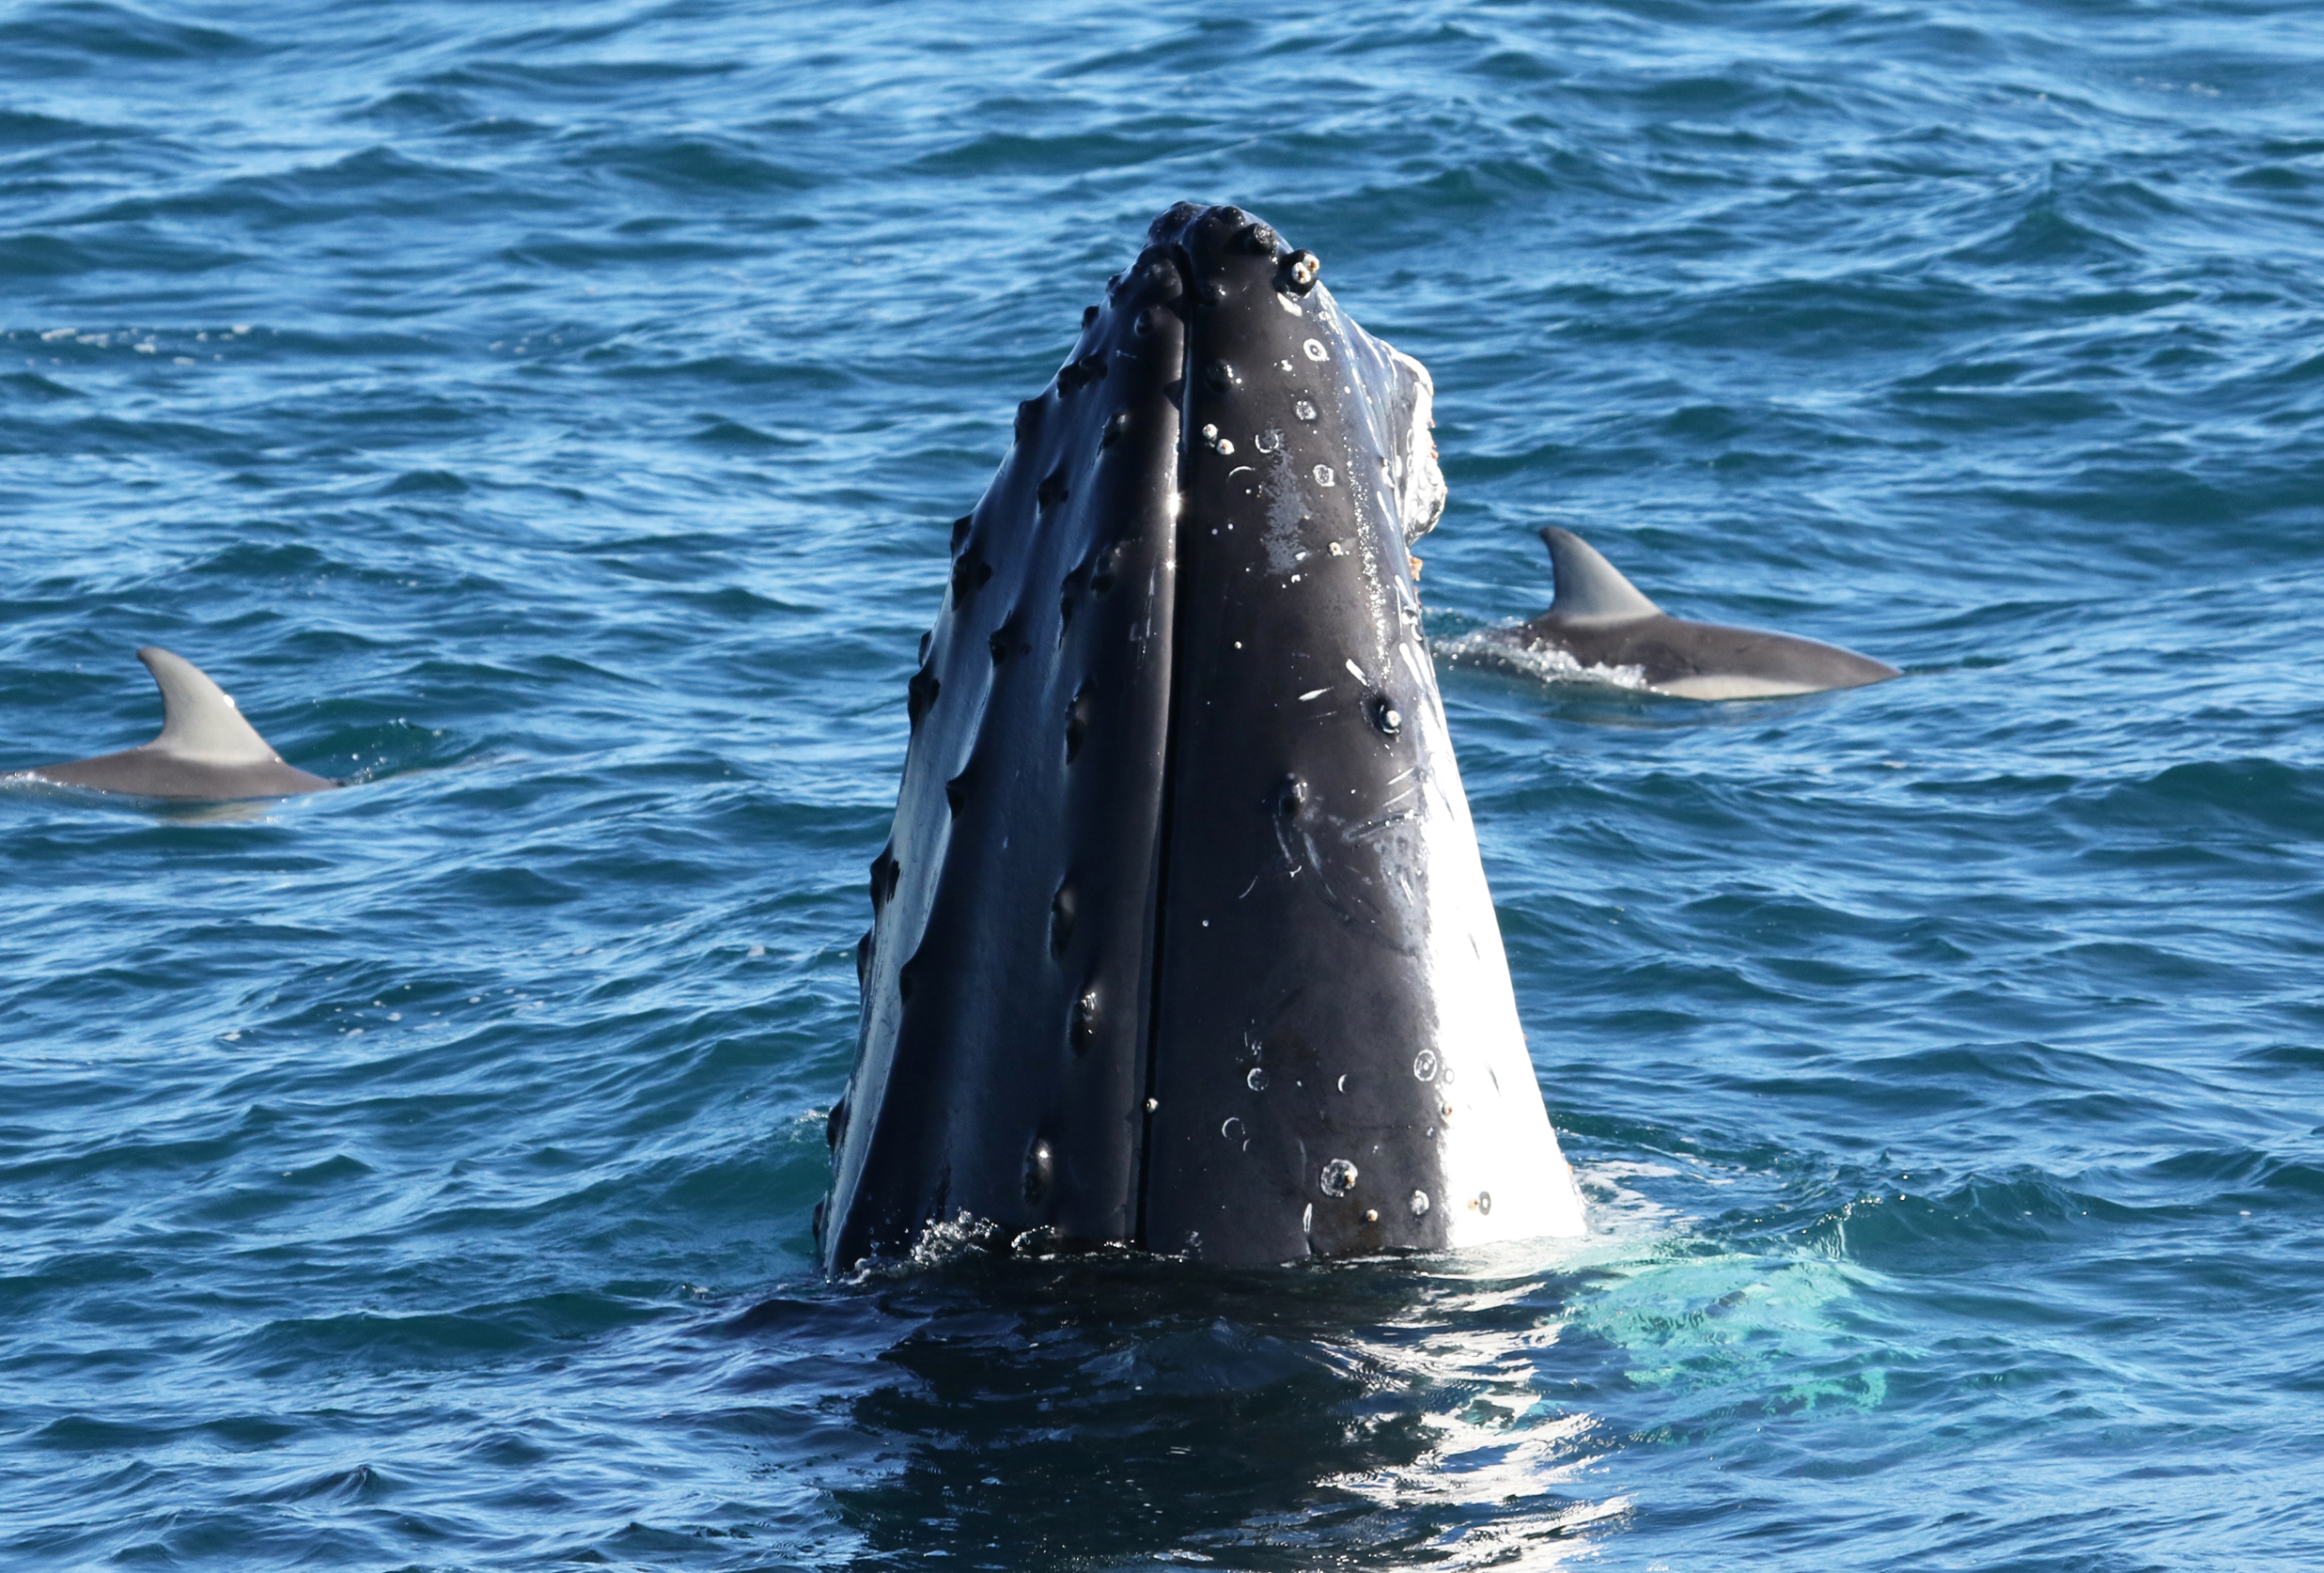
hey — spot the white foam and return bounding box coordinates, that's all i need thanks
[1433,631,1651,693]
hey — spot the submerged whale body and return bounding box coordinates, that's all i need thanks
[819,202,1587,1271]
[1488,527,1899,700]
[23,647,335,800]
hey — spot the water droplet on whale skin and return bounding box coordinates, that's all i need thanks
[1071,987,1100,1053]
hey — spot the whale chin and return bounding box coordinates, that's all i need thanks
[819,203,1586,1273]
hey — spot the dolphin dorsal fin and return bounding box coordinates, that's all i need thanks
[138,647,281,764]
[1541,526,1661,623]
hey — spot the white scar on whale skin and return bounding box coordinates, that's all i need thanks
[14,647,336,801]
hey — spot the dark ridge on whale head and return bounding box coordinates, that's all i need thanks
[820,204,1585,1272]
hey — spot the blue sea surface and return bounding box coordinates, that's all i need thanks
[4,1,2321,1567]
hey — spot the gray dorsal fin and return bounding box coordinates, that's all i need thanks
[138,646,282,764]
[1541,526,1661,623]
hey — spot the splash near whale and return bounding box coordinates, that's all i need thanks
[819,203,1586,1271]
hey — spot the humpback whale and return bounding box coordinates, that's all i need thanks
[1478,527,1898,700]
[20,647,335,799]
[819,202,1587,1271]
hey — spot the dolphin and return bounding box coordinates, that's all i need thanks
[21,646,335,800]
[1480,526,1899,700]
[819,202,1587,1271]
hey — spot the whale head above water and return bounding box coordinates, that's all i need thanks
[819,202,1588,1272]
[23,647,336,800]
[1490,526,1899,700]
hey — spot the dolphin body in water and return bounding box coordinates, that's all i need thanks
[819,202,1587,1271]
[21,647,335,800]
[1480,526,1899,700]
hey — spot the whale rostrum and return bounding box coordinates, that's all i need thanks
[22,647,335,800]
[819,203,1587,1271]
[1485,527,1900,700]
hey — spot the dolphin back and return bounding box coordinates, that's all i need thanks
[26,647,335,799]
[1514,530,1899,699]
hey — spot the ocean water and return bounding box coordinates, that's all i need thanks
[4,0,2321,1566]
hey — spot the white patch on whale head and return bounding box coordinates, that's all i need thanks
[1396,638,1589,1246]
[1384,346,1446,542]
[1261,444,1310,576]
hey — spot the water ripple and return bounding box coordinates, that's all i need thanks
[4,0,2322,1567]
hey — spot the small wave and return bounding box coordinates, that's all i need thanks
[2081,756,2319,838]
[0,1,257,64]
[1,369,81,400]
[0,108,130,148]
[907,130,1165,179]
[380,468,468,495]
[688,415,804,449]
[594,132,818,195]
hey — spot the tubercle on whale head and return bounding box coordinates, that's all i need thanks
[822,218,1195,1270]
[1146,204,1446,557]
[1136,203,1485,1263]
